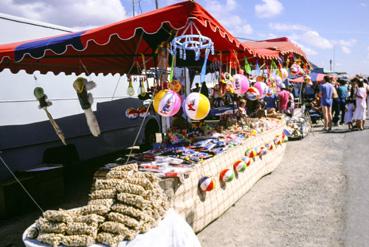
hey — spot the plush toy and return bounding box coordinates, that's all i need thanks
[198,176,216,192]
[34,87,67,145]
[219,169,235,183]
[73,77,101,137]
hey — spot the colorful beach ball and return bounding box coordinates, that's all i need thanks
[246,86,260,101]
[184,92,210,121]
[198,176,216,192]
[242,156,252,166]
[219,169,235,183]
[266,143,275,151]
[232,74,249,95]
[245,148,257,158]
[233,160,247,173]
[153,89,181,117]
[254,81,268,98]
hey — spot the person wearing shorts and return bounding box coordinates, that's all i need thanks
[320,75,334,131]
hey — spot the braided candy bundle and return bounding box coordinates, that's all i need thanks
[26,163,168,247]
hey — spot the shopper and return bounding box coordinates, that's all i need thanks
[344,97,355,130]
[352,78,367,130]
[278,85,290,113]
[337,79,348,125]
[320,75,334,131]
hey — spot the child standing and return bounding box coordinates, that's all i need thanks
[344,98,355,130]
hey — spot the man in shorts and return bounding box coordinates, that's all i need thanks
[320,75,334,131]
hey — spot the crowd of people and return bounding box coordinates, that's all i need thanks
[317,75,368,131]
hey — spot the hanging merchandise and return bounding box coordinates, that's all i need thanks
[33,87,67,145]
[168,80,182,93]
[290,62,304,76]
[127,77,135,96]
[73,77,101,137]
[219,168,235,183]
[139,77,147,97]
[254,81,268,99]
[153,89,181,117]
[244,57,252,75]
[198,176,216,192]
[246,87,260,101]
[183,92,210,121]
[255,60,261,76]
[280,68,289,81]
[170,20,214,83]
[232,74,249,95]
[233,160,247,173]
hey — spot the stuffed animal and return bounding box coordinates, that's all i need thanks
[73,77,101,137]
[34,87,67,145]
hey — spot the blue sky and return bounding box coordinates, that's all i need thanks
[1,0,369,75]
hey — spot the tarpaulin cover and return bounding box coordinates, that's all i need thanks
[289,72,326,83]
[0,1,280,76]
[242,37,307,60]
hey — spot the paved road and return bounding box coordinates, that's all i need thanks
[198,126,369,247]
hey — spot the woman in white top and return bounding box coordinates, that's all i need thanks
[353,78,367,130]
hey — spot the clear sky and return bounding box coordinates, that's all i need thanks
[0,0,368,75]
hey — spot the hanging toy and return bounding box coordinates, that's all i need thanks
[198,176,216,192]
[280,68,289,81]
[34,87,67,145]
[153,89,181,117]
[184,92,210,121]
[219,169,235,183]
[168,80,182,93]
[73,77,101,137]
[290,63,304,76]
[127,77,135,96]
[254,81,268,99]
[246,87,260,101]
[233,160,247,173]
[232,74,249,95]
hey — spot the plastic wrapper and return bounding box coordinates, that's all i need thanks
[61,235,95,246]
[88,199,115,208]
[80,205,110,216]
[116,183,145,195]
[94,179,123,190]
[107,212,141,229]
[65,222,98,237]
[96,232,125,247]
[117,192,150,209]
[42,210,73,223]
[36,218,67,234]
[74,214,105,224]
[37,233,63,247]
[111,203,153,221]
[89,189,116,200]
[100,221,137,240]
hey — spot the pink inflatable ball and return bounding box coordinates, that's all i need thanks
[153,89,181,117]
[232,74,249,95]
[254,81,268,98]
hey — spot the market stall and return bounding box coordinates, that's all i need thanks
[0,1,305,246]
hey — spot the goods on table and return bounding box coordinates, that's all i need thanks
[25,164,169,247]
